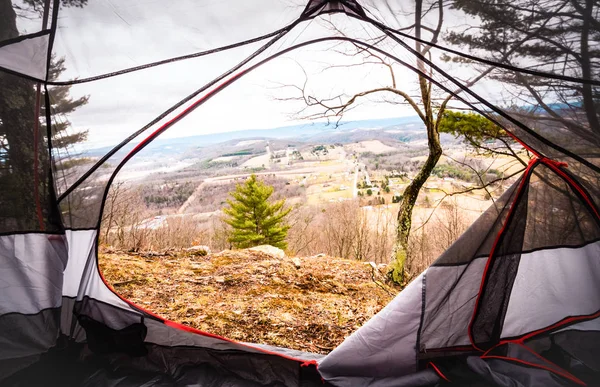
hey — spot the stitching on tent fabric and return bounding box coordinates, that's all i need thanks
[415,271,427,368]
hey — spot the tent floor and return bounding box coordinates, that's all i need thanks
[2,338,329,387]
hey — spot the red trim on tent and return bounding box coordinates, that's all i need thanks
[481,342,586,386]
[97,260,317,364]
[501,309,600,344]
[91,69,327,367]
[540,157,600,221]
[427,362,450,382]
[124,70,249,161]
[481,355,585,386]
[503,130,540,159]
[468,157,539,351]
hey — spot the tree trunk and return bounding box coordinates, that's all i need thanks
[388,121,442,283]
[387,0,445,283]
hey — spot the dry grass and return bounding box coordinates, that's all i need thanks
[345,140,398,154]
[99,248,400,354]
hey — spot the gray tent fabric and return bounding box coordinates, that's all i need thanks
[318,273,425,384]
[0,33,49,80]
[1,0,599,386]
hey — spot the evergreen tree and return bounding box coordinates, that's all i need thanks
[439,111,528,166]
[447,0,600,144]
[223,175,291,250]
[0,0,89,230]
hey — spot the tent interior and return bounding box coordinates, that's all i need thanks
[0,0,599,386]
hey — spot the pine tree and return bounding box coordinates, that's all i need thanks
[0,0,89,230]
[223,175,291,250]
[447,0,600,144]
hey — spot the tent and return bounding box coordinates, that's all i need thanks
[1,0,599,385]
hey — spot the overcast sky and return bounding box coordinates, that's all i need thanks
[15,0,502,149]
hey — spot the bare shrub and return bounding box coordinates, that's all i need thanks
[287,201,395,263]
[100,182,150,251]
[204,214,233,252]
[147,217,208,251]
[101,181,469,275]
[101,183,209,251]
[286,205,321,256]
[406,198,470,277]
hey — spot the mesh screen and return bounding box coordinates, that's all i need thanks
[42,1,598,232]
[522,164,600,251]
[50,0,307,81]
[0,1,599,373]
[0,1,55,45]
[0,74,62,233]
[470,171,530,349]
[49,38,271,198]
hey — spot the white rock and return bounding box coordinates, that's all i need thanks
[247,245,285,259]
[291,257,301,269]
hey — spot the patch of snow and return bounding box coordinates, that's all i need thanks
[235,140,263,147]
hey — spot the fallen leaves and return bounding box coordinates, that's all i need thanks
[99,248,401,354]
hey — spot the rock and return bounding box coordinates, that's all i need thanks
[247,245,285,259]
[291,257,301,269]
[314,253,326,258]
[186,245,211,256]
[215,276,225,283]
[365,261,378,270]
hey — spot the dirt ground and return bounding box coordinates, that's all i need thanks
[99,248,400,354]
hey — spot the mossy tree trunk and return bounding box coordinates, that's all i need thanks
[387,0,444,284]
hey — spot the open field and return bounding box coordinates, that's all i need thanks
[345,140,398,154]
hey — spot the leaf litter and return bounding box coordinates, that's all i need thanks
[100,248,401,354]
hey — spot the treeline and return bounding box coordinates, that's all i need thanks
[184,176,305,214]
[142,181,196,209]
[101,182,469,280]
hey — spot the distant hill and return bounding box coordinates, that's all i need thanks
[84,115,466,167]
[86,116,425,157]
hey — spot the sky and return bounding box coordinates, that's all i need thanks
[14,0,505,149]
